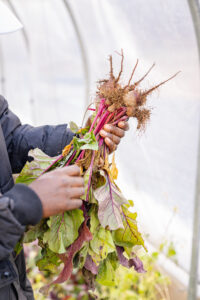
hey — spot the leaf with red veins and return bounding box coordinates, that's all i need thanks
[94,172,128,230]
[113,204,147,250]
[40,220,92,293]
[43,209,84,254]
[116,246,146,273]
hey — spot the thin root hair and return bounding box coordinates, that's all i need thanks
[109,55,114,79]
[115,49,124,84]
[124,59,139,90]
[142,71,181,97]
[134,63,156,88]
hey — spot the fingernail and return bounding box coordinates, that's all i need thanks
[100,129,106,136]
[104,124,111,130]
[118,121,125,127]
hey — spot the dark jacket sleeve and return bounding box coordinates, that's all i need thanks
[0,96,74,173]
[0,95,74,229]
[0,195,25,260]
[0,187,42,260]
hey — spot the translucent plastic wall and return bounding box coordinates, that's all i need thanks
[0,0,199,283]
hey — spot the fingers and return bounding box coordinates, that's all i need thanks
[57,165,81,176]
[103,124,125,138]
[118,121,129,131]
[65,164,81,176]
[69,187,85,199]
[100,123,126,153]
[99,121,130,153]
[105,137,117,153]
[100,129,121,145]
[62,176,84,187]
[66,199,83,210]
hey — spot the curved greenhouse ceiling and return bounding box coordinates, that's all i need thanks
[0,0,199,283]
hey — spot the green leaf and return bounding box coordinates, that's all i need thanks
[96,253,119,286]
[112,204,146,250]
[69,121,79,133]
[73,131,98,151]
[89,205,100,233]
[124,246,133,257]
[16,148,56,185]
[152,252,159,260]
[159,242,166,252]
[24,221,47,243]
[14,237,23,255]
[167,242,176,258]
[88,206,116,264]
[36,247,61,272]
[94,172,128,230]
[43,209,84,254]
[89,227,116,264]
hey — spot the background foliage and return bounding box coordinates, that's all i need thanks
[25,241,175,300]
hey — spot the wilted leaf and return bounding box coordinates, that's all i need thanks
[84,254,98,275]
[16,148,56,185]
[94,172,128,230]
[69,121,79,133]
[116,246,145,273]
[110,153,118,181]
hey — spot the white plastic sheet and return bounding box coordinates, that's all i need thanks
[0,0,199,283]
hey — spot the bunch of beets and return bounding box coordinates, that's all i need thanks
[16,51,179,293]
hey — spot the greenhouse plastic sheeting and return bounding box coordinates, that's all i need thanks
[0,0,199,284]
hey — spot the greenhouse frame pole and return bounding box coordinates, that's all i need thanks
[6,0,30,52]
[187,1,200,299]
[62,0,90,108]
[6,0,38,124]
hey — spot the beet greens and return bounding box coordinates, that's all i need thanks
[16,51,179,293]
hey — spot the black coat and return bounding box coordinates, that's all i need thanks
[0,95,74,299]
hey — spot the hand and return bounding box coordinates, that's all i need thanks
[29,165,84,218]
[99,121,129,153]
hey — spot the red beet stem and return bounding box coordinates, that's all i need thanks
[112,107,127,122]
[111,115,128,126]
[89,99,105,132]
[99,137,104,147]
[94,110,110,135]
[104,110,116,125]
[65,151,77,166]
[40,154,63,176]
